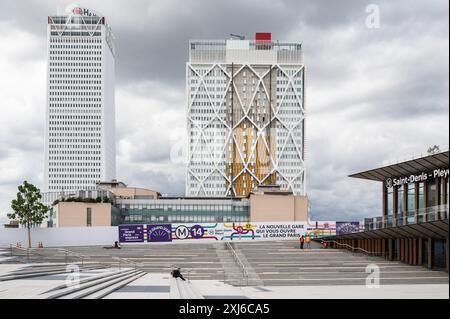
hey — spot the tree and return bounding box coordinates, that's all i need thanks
[8,181,48,248]
[427,145,440,155]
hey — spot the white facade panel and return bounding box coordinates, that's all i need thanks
[226,50,278,64]
[226,39,250,50]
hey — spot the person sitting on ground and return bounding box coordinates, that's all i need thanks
[104,241,122,249]
[171,267,186,281]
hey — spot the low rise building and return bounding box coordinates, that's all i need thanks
[249,185,309,222]
[47,183,309,227]
[52,202,111,228]
[4,221,19,229]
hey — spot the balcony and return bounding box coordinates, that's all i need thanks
[365,204,449,231]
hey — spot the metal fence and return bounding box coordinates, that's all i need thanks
[365,204,448,231]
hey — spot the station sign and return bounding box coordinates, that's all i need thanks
[385,168,449,189]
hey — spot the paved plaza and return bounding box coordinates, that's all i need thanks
[0,241,448,299]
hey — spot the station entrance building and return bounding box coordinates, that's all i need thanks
[326,150,449,272]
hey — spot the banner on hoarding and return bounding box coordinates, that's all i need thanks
[119,222,307,243]
[306,221,336,239]
[118,221,362,243]
[118,225,144,243]
[336,221,360,235]
[172,222,307,241]
[305,221,362,238]
[147,224,172,242]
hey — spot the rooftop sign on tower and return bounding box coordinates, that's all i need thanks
[65,4,99,17]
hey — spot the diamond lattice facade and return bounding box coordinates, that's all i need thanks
[186,34,306,197]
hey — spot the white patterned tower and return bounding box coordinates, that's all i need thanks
[186,33,305,197]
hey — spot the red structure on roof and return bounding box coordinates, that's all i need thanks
[255,32,272,41]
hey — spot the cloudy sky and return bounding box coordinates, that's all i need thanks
[0,0,448,224]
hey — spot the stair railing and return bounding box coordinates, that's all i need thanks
[225,242,248,286]
[327,240,383,259]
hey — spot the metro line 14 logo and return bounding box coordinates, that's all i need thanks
[174,225,205,240]
[190,225,205,239]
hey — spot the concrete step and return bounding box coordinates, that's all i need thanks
[173,278,204,299]
[5,242,446,290]
[60,271,145,299]
[38,268,137,298]
[44,269,144,299]
[40,268,133,294]
[260,277,449,286]
[252,267,434,273]
[256,271,448,279]
[82,272,147,299]
[0,265,106,281]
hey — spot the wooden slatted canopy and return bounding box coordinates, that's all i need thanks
[318,218,449,240]
[349,151,449,182]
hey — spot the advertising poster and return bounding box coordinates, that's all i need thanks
[147,224,172,242]
[119,224,172,243]
[118,225,145,243]
[336,222,360,235]
[306,221,336,239]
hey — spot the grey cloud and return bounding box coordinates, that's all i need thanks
[118,137,173,164]
[0,129,44,154]
[118,163,185,196]
[1,0,448,86]
[118,82,185,108]
[0,215,8,225]
[0,0,384,84]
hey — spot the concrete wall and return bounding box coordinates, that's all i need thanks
[249,194,308,222]
[54,202,111,227]
[109,187,158,199]
[294,196,309,221]
[0,227,118,248]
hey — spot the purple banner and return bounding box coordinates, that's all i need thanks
[336,222,360,236]
[119,225,144,243]
[147,224,172,242]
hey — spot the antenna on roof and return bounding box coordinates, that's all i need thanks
[56,0,63,15]
[230,34,245,40]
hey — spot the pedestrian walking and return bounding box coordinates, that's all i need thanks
[305,234,311,249]
[299,235,305,249]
